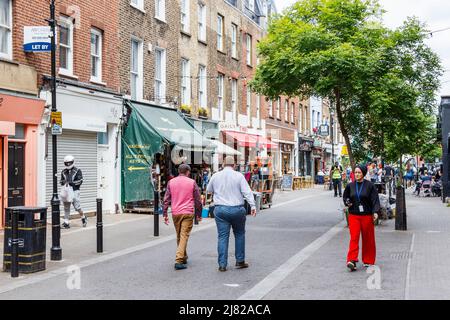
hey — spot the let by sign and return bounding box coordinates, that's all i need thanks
[23,26,53,52]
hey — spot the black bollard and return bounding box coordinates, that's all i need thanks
[395,185,407,230]
[11,209,19,278]
[154,191,159,237]
[96,198,103,253]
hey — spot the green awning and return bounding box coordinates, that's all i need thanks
[128,101,212,150]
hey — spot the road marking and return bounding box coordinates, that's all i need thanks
[238,221,345,300]
[404,233,415,300]
[61,216,150,236]
[224,284,240,287]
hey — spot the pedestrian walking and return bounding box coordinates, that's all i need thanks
[206,156,256,272]
[343,164,380,271]
[163,164,203,270]
[330,162,343,197]
[60,155,87,229]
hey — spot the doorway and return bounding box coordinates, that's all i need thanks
[8,142,25,207]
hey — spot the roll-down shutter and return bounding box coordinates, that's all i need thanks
[46,130,98,214]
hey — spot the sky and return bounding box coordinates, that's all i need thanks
[274,0,450,98]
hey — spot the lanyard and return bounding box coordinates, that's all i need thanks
[355,181,364,203]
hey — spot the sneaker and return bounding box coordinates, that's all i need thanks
[347,261,357,272]
[62,222,70,229]
[174,263,187,270]
[81,217,87,227]
[235,261,249,269]
[363,263,373,268]
[218,266,227,272]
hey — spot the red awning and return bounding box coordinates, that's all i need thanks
[224,131,278,149]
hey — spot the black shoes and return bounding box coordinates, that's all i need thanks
[347,261,357,272]
[235,261,249,269]
[218,266,227,272]
[174,263,187,270]
[81,217,87,227]
[62,222,70,229]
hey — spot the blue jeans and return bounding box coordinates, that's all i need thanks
[214,205,247,268]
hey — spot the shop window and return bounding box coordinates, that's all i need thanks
[8,124,25,139]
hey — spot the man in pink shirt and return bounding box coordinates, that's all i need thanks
[163,164,203,270]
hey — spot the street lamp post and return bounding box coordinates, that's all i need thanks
[49,0,62,260]
[330,112,334,164]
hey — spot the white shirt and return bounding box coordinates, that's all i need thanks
[206,167,256,209]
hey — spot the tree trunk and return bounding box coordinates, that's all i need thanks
[334,89,356,170]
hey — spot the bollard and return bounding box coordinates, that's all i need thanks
[154,191,159,237]
[96,198,103,253]
[11,209,19,278]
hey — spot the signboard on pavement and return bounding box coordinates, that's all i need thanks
[23,26,53,52]
[281,174,293,191]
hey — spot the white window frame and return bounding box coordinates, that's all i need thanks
[181,0,190,33]
[90,28,103,83]
[198,65,207,108]
[130,37,143,101]
[231,23,237,59]
[0,0,12,60]
[284,100,289,122]
[268,100,273,118]
[181,58,191,106]
[312,110,316,130]
[217,14,224,51]
[276,97,280,119]
[217,73,224,120]
[246,87,251,126]
[291,102,295,123]
[246,34,252,66]
[130,0,144,11]
[256,95,261,128]
[155,47,166,104]
[231,78,237,122]
[198,3,206,42]
[298,104,302,132]
[58,16,74,76]
[155,0,166,22]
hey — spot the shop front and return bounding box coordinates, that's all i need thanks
[0,93,45,227]
[299,136,314,177]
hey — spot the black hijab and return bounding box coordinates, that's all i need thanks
[356,164,368,177]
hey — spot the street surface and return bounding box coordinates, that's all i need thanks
[0,186,449,300]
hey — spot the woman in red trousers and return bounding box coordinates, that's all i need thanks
[343,164,380,271]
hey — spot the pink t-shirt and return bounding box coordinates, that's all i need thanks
[166,176,196,215]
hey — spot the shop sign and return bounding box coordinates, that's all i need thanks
[280,143,293,152]
[23,26,53,52]
[51,111,62,135]
[313,139,322,148]
[319,124,329,136]
[299,140,312,151]
[218,121,247,133]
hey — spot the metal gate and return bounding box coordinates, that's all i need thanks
[46,130,98,214]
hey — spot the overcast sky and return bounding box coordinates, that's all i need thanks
[274,0,450,98]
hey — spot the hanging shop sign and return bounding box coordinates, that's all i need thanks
[319,124,329,137]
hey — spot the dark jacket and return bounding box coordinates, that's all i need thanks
[343,180,380,215]
[60,167,83,191]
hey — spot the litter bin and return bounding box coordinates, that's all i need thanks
[3,207,47,274]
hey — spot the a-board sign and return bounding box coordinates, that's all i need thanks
[281,174,293,190]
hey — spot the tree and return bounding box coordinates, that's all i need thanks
[251,0,442,169]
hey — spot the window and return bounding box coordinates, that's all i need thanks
[231,23,237,59]
[0,0,12,60]
[284,100,289,122]
[130,38,143,100]
[312,110,316,130]
[268,100,273,117]
[247,0,254,12]
[256,96,260,127]
[231,79,237,121]
[59,16,74,75]
[155,0,165,21]
[217,14,224,51]
[298,104,302,132]
[246,87,251,126]
[291,102,295,123]
[181,58,190,106]
[90,29,103,82]
[317,112,321,127]
[276,97,280,119]
[97,131,108,145]
[130,0,144,10]
[198,65,207,108]
[198,3,206,41]
[246,34,252,66]
[217,73,224,120]
[181,0,189,33]
[155,48,166,103]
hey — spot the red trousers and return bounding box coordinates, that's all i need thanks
[347,214,376,264]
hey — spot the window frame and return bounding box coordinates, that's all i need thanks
[284,100,289,122]
[246,87,251,126]
[276,97,281,119]
[181,58,191,106]
[198,3,206,42]
[231,78,237,122]
[256,95,261,128]
[90,28,103,83]
[0,0,12,60]
[291,101,295,123]
[217,73,224,120]
[130,0,144,11]
[217,14,224,52]
[58,16,74,76]
[155,0,166,22]
[231,23,238,59]
[154,47,167,104]
[246,33,252,66]
[181,0,190,33]
[198,65,207,108]
[268,100,273,118]
[130,37,143,101]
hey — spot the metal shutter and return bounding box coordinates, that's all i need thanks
[46,130,98,214]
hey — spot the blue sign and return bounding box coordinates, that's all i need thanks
[23,26,53,52]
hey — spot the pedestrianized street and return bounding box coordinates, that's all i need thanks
[0,186,448,300]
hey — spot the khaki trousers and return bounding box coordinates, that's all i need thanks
[172,214,194,264]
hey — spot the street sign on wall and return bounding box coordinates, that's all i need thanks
[50,111,62,135]
[23,26,53,52]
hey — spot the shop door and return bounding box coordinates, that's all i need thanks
[0,137,4,225]
[282,152,291,174]
[8,142,25,207]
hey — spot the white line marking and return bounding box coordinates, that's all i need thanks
[224,284,241,287]
[238,221,345,300]
[61,216,150,236]
[405,233,415,300]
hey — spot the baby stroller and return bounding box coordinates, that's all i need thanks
[378,193,394,223]
[419,180,432,197]
[432,180,442,197]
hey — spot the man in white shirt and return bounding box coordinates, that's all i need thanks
[206,156,256,272]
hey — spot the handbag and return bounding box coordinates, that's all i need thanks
[60,184,74,202]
